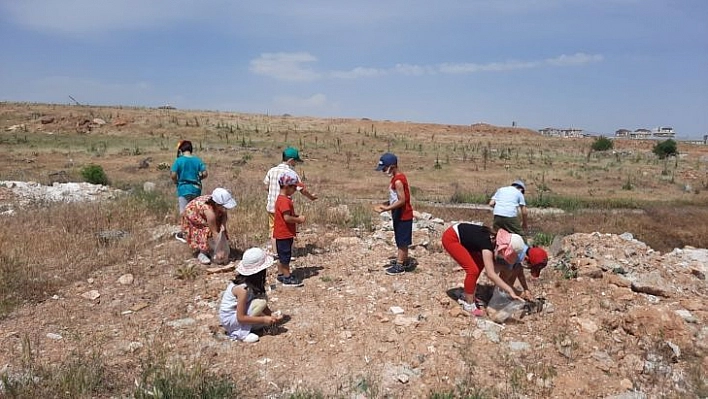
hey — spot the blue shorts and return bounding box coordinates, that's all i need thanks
[393,219,412,248]
[276,238,294,266]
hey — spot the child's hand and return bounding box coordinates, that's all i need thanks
[298,215,306,223]
[510,292,525,301]
[521,290,533,300]
[374,204,386,213]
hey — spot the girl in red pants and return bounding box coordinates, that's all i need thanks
[442,223,525,316]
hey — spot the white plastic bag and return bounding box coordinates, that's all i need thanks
[486,287,527,323]
[212,231,230,265]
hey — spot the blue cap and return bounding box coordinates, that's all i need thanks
[375,153,398,171]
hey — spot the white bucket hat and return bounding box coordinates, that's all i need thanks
[236,247,274,276]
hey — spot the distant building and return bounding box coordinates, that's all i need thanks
[652,126,675,138]
[539,127,584,138]
[615,129,631,138]
[615,126,676,140]
[631,129,652,139]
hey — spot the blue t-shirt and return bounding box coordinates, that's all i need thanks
[171,155,206,198]
[491,185,525,217]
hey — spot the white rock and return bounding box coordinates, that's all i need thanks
[572,317,599,334]
[166,318,196,328]
[118,274,134,285]
[389,306,405,315]
[46,333,63,340]
[508,341,531,351]
[143,182,156,192]
[674,309,697,323]
[80,290,100,300]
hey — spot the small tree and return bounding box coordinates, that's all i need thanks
[591,136,613,152]
[653,139,678,159]
[81,164,109,185]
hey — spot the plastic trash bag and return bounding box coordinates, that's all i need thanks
[486,287,528,323]
[212,231,230,265]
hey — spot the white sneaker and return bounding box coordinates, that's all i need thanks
[242,333,259,343]
[458,299,484,317]
[197,252,211,265]
[174,232,187,244]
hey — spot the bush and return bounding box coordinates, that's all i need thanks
[591,136,613,152]
[80,164,109,185]
[652,139,678,159]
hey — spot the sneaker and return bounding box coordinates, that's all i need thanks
[197,252,211,265]
[276,274,285,283]
[242,333,259,343]
[385,259,416,271]
[458,299,484,317]
[174,232,187,243]
[385,263,406,276]
[280,275,304,287]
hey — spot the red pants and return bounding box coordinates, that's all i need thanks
[442,226,483,296]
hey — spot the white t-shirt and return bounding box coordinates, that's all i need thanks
[491,186,525,217]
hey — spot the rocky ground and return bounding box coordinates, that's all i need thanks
[0,182,707,398]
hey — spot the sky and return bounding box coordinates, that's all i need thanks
[1,0,707,138]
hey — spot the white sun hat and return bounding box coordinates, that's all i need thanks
[236,247,275,276]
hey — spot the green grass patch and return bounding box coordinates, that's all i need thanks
[528,194,641,211]
[450,190,488,204]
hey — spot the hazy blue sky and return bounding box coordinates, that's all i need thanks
[1,1,706,138]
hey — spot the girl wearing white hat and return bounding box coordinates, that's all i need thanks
[181,187,237,265]
[219,247,283,343]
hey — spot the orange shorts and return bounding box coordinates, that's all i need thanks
[268,212,275,238]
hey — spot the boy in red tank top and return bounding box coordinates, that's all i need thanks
[374,153,414,275]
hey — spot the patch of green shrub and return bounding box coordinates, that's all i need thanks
[532,232,555,246]
[80,164,109,185]
[653,139,678,159]
[450,189,488,204]
[591,136,613,152]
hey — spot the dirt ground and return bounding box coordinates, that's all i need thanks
[1,200,706,397]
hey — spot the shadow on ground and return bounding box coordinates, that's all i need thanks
[446,284,495,305]
[293,266,324,280]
